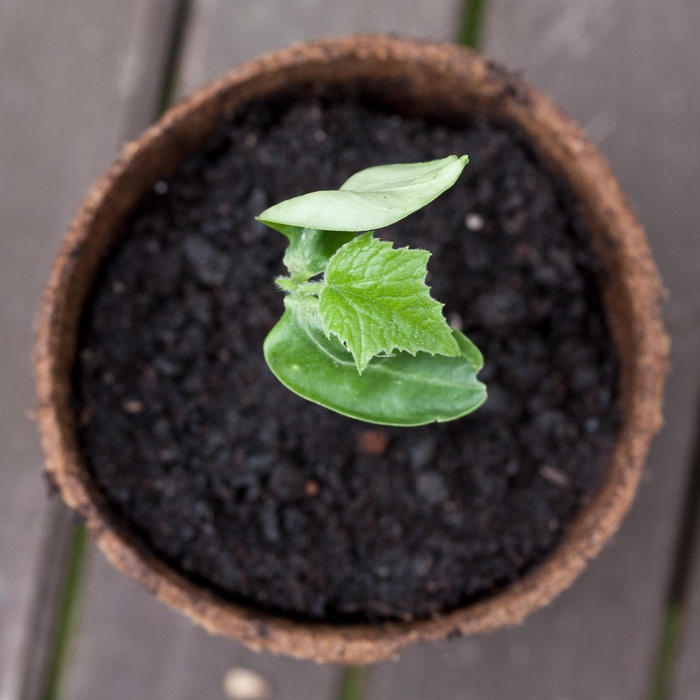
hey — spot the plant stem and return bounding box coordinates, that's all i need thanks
[647,385,700,699]
[276,276,323,297]
[457,0,489,50]
[648,602,684,700]
[337,665,366,700]
[156,0,194,114]
[42,525,89,700]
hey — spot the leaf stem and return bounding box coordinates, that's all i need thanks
[276,276,324,296]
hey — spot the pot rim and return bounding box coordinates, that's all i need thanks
[35,33,669,664]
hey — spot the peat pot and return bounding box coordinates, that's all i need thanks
[35,35,668,664]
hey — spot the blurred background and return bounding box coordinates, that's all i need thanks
[1,1,699,698]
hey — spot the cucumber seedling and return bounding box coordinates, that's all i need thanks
[257,155,486,426]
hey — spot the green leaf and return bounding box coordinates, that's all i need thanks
[319,233,459,372]
[264,304,487,426]
[281,227,357,280]
[256,155,468,233]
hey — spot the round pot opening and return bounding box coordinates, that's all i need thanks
[36,35,668,664]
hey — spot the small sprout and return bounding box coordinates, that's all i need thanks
[257,156,487,426]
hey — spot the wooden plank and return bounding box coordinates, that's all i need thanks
[11,502,79,700]
[177,0,463,93]
[0,1,175,697]
[60,3,464,698]
[365,1,700,698]
[65,554,340,700]
[673,478,700,700]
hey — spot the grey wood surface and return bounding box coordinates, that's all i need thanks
[674,474,700,700]
[365,1,700,698]
[4,0,698,698]
[13,501,80,700]
[57,1,460,698]
[177,0,462,94]
[674,488,700,700]
[64,553,342,700]
[0,0,175,696]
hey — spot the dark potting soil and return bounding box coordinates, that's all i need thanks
[75,86,620,623]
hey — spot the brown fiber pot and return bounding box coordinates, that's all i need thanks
[35,35,669,664]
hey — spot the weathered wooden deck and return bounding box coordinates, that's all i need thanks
[2,1,699,698]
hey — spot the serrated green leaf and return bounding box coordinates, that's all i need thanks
[256,155,468,233]
[264,304,487,426]
[319,233,459,372]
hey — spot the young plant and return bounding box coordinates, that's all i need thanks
[257,155,487,426]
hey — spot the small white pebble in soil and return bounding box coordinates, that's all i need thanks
[243,132,258,148]
[539,465,571,488]
[314,129,327,143]
[153,180,169,195]
[464,213,485,231]
[223,667,272,700]
[112,280,126,294]
[122,400,144,414]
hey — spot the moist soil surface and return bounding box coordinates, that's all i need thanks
[76,87,620,623]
